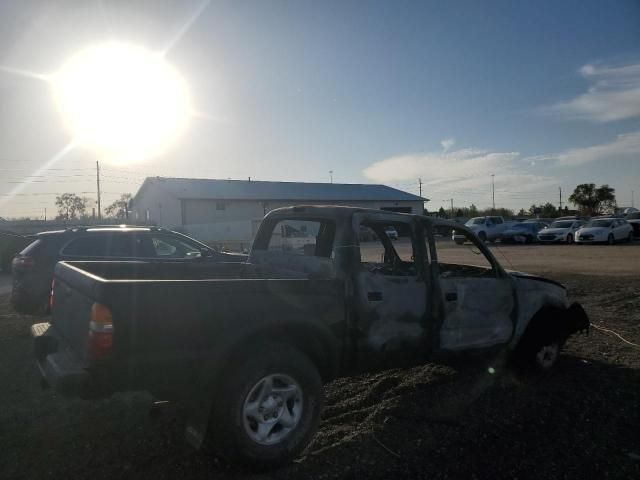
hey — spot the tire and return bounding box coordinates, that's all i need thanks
[209,344,323,469]
[478,231,487,242]
[515,332,563,373]
[608,234,615,245]
[525,235,533,244]
[628,232,633,243]
[566,234,573,244]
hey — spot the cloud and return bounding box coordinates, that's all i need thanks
[363,146,557,200]
[440,137,455,152]
[554,131,640,167]
[544,61,640,122]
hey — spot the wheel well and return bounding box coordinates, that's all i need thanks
[517,305,567,352]
[217,325,339,384]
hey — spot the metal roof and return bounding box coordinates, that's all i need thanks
[134,177,427,202]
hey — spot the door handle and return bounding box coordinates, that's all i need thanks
[367,291,383,302]
[445,292,457,302]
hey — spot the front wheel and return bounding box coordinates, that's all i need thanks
[478,231,487,242]
[514,327,564,373]
[534,341,561,370]
[566,234,573,244]
[209,344,323,469]
[608,234,615,245]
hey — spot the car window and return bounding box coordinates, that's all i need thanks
[62,234,135,257]
[149,234,202,258]
[267,219,335,258]
[359,222,416,275]
[431,224,495,278]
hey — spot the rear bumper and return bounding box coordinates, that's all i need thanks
[31,322,90,396]
[11,283,49,314]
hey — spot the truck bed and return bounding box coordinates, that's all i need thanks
[42,260,345,397]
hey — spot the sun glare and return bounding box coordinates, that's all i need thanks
[52,43,192,163]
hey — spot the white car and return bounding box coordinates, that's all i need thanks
[575,218,633,244]
[464,216,511,242]
[384,226,399,240]
[625,211,640,238]
[537,219,586,244]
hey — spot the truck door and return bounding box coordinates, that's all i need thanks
[352,213,429,366]
[427,222,515,351]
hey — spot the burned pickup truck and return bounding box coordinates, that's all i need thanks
[31,206,589,468]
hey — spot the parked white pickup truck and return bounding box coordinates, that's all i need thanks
[463,216,513,242]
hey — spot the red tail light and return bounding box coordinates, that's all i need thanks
[87,303,113,360]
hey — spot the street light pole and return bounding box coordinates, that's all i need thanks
[491,174,495,211]
[96,161,101,221]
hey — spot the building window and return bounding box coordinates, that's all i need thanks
[216,202,226,211]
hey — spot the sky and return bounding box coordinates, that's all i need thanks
[0,0,639,218]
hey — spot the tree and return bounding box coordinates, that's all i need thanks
[437,207,448,218]
[517,208,527,217]
[469,204,478,216]
[528,202,558,217]
[105,193,132,219]
[55,193,87,220]
[568,184,616,215]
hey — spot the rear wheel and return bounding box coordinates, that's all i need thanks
[608,234,615,245]
[209,344,323,469]
[627,232,633,243]
[478,231,487,242]
[566,234,573,244]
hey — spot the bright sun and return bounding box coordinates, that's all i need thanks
[52,43,192,163]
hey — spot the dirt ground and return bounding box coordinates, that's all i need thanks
[0,245,639,480]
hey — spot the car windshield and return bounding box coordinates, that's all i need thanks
[466,218,486,225]
[550,221,574,228]
[511,223,532,230]
[588,220,613,228]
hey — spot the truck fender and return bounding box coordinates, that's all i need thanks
[184,322,339,450]
[513,302,590,355]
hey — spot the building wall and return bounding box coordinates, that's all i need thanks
[134,189,424,245]
[131,185,182,228]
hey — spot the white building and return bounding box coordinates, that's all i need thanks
[131,177,427,245]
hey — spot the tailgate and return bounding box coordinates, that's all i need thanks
[52,262,100,360]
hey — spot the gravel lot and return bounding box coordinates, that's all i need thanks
[0,244,639,480]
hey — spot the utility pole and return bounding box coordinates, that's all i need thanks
[418,178,423,197]
[329,170,333,184]
[450,198,454,217]
[633,190,635,208]
[559,186,563,211]
[96,160,102,221]
[44,207,47,221]
[491,174,495,211]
